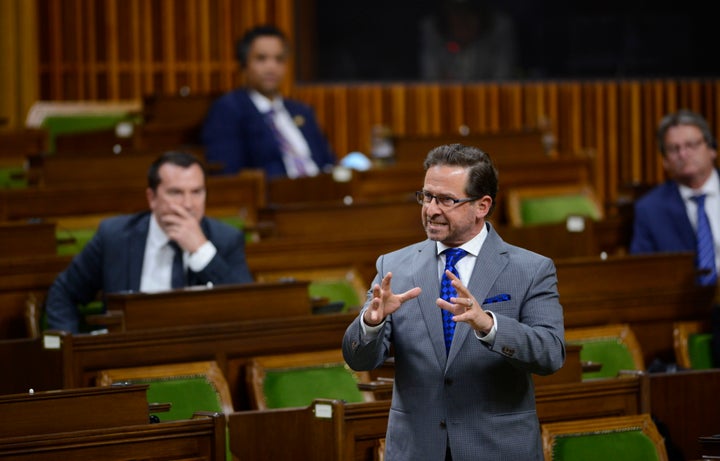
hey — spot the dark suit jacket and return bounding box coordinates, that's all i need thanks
[45,211,253,333]
[629,179,699,254]
[201,89,336,177]
[342,223,565,460]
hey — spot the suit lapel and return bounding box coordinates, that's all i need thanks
[413,240,448,367]
[127,214,151,292]
[447,223,509,364]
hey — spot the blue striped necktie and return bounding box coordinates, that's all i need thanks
[691,194,717,286]
[441,248,468,354]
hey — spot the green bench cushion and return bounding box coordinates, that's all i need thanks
[263,364,365,408]
[568,338,636,379]
[689,332,714,369]
[56,228,96,255]
[309,280,361,312]
[521,195,601,225]
[42,113,131,152]
[551,429,661,461]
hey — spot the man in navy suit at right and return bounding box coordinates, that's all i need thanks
[201,25,336,178]
[630,109,720,366]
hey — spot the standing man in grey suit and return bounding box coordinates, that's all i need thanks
[342,143,565,460]
[46,151,253,334]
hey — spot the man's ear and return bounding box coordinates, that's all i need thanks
[477,195,493,216]
[146,187,155,209]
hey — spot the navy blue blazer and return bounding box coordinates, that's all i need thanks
[201,89,336,178]
[629,179,699,254]
[45,212,253,333]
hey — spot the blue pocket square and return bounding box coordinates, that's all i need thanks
[483,293,511,305]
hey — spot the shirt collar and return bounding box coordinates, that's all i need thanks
[678,169,719,200]
[436,224,488,257]
[249,89,284,114]
[148,213,172,249]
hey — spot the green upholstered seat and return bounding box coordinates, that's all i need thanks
[550,428,662,461]
[262,364,366,408]
[56,228,96,255]
[96,361,233,460]
[309,279,362,312]
[216,215,245,230]
[688,332,714,369]
[542,414,668,461]
[520,195,601,225]
[246,349,374,410]
[565,324,644,380]
[571,339,638,379]
[41,114,132,152]
[133,376,225,421]
[0,166,28,189]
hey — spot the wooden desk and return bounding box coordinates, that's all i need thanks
[650,369,720,461]
[24,312,358,407]
[557,252,716,364]
[265,158,593,226]
[27,152,157,187]
[0,221,57,258]
[0,170,265,222]
[0,254,73,339]
[391,130,556,167]
[97,281,312,332]
[228,372,648,461]
[0,384,150,436]
[0,385,225,461]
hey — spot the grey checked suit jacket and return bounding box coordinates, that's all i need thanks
[342,222,565,461]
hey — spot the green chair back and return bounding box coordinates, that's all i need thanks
[41,114,132,152]
[569,338,638,379]
[56,228,96,255]
[0,166,28,189]
[131,376,224,421]
[688,333,714,369]
[309,279,362,312]
[262,364,366,409]
[520,195,601,226]
[551,429,661,461]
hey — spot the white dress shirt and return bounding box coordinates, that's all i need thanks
[249,90,320,178]
[139,215,217,293]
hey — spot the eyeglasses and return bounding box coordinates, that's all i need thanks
[664,138,706,156]
[416,190,479,208]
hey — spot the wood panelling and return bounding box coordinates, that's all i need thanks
[34,1,720,212]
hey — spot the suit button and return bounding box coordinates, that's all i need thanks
[444,378,453,386]
[440,419,447,428]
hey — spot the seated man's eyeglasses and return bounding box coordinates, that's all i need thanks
[664,138,706,156]
[416,190,479,208]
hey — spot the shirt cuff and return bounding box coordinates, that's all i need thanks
[187,240,216,272]
[360,314,386,338]
[474,310,497,344]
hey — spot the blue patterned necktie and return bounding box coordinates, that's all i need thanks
[440,248,468,354]
[168,241,186,289]
[691,194,717,286]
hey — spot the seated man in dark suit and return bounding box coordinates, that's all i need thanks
[630,109,720,366]
[201,24,336,178]
[45,151,254,333]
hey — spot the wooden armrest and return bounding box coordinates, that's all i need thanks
[581,361,603,373]
[357,377,394,392]
[148,402,172,413]
[85,310,124,329]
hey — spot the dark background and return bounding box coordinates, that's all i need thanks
[302,0,718,82]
